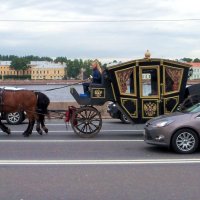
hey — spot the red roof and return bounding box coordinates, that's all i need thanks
[189,62,200,67]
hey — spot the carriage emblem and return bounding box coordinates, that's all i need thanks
[144,102,157,117]
[92,88,105,98]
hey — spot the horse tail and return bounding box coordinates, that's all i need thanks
[35,92,50,115]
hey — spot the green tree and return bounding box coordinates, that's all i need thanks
[193,58,200,63]
[10,57,30,75]
[66,60,81,79]
[181,58,193,63]
[54,57,68,64]
[82,60,92,78]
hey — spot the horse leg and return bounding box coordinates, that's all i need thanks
[29,119,35,135]
[23,111,36,137]
[23,121,31,137]
[0,119,11,135]
[23,119,35,137]
[36,116,43,135]
[40,114,48,134]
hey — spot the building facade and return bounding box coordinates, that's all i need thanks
[189,63,200,80]
[0,61,31,78]
[0,61,66,80]
[30,61,66,80]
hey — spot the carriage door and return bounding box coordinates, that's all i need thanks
[115,66,138,121]
[140,66,161,119]
[162,65,184,114]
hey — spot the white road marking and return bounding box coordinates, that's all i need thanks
[45,124,67,125]
[0,139,144,143]
[0,159,199,165]
[0,130,144,133]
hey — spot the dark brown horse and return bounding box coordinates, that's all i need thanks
[0,89,50,137]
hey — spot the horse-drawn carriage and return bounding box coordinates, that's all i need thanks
[68,55,195,138]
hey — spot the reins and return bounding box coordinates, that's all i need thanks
[34,79,88,92]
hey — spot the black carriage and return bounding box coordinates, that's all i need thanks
[69,55,191,138]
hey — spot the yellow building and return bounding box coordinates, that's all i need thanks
[30,61,66,80]
[0,61,31,79]
[0,61,66,80]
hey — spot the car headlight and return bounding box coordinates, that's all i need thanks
[152,120,174,128]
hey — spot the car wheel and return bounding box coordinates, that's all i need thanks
[6,112,23,125]
[120,114,130,124]
[171,129,199,154]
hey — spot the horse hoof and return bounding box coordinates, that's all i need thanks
[6,128,11,135]
[23,134,30,137]
[22,132,29,137]
[44,129,48,134]
[38,130,43,135]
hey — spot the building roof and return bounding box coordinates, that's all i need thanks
[189,62,200,67]
[30,61,66,69]
[0,61,11,66]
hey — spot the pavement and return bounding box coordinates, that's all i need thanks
[0,119,199,200]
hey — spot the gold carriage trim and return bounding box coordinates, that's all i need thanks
[115,66,137,97]
[142,99,159,119]
[120,98,138,118]
[91,88,105,98]
[111,83,117,101]
[163,65,183,95]
[164,96,179,114]
[139,65,160,99]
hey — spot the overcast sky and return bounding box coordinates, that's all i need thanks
[0,0,200,61]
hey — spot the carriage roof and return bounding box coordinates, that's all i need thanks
[107,58,191,70]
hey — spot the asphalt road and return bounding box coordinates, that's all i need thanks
[0,119,200,200]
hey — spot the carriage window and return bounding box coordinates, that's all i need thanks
[115,67,136,95]
[141,68,158,97]
[164,66,183,94]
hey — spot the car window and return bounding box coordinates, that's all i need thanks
[183,103,200,113]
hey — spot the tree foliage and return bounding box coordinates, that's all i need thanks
[66,59,81,78]
[65,59,101,79]
[181,57,193,63]
[60,58,94,79]
[193,58,200,63]
[10,57,30,72]
[54,57,68,64]
[0,55,53,62]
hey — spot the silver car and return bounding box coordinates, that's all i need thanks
[144,103,200,154]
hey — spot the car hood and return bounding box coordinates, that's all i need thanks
[147,112,193,124]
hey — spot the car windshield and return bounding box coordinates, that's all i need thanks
[183,103,200,113]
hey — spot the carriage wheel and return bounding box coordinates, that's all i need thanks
[71,106,102,138]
